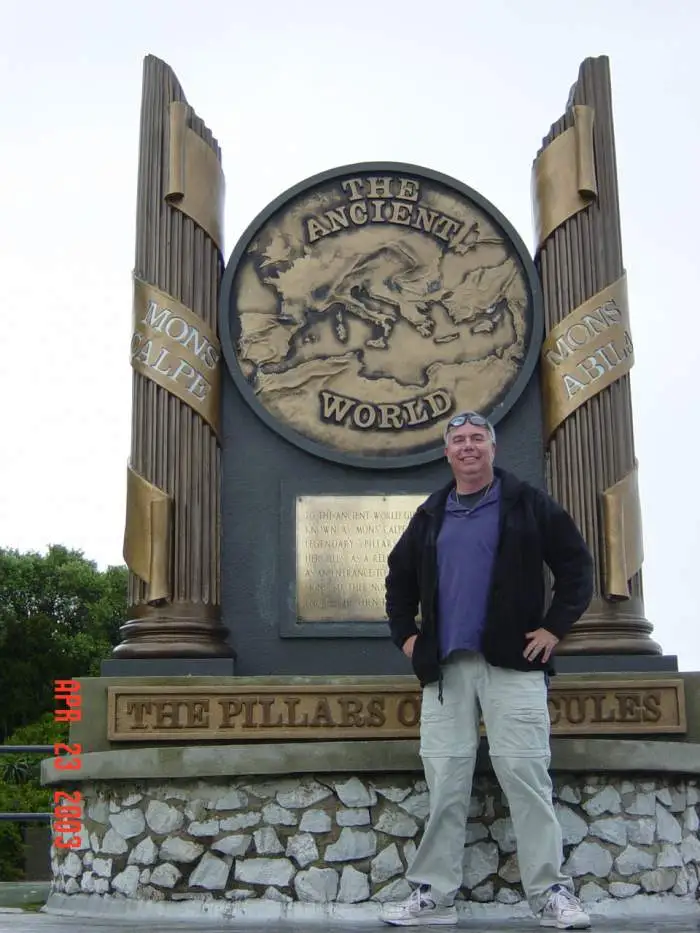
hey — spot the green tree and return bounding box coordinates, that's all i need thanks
[0,716,70,881]
[0,546,128,741]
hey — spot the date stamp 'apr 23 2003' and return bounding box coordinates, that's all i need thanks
[52,679,83,849]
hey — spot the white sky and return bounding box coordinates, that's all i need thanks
[1,1,698,669]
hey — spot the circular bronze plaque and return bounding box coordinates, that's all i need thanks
[220,163,543,468]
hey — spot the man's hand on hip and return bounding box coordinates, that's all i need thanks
[402,635,417,658]
[524,628,559,663]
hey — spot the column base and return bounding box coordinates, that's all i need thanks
[110,603,235,660]
[554,597,663,656]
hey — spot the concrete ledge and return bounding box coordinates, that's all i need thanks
[42,891,700,924]
[550,738,700,774]
[41,738,700,785]
[0,882,50,908]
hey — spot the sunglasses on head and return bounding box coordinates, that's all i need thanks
[444,411,495,440]
[447,412,489,430]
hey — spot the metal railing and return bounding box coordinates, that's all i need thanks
[0,746,55,822]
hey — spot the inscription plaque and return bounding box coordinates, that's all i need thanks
[296,495,424,622]
[107,679,687,742]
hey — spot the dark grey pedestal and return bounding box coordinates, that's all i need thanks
[553,654,678,674]
[100,658,236,677]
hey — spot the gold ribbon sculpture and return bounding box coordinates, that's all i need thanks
[123,465,172,602]
[532,105,597,250]
[540,273,642,600]
[166,101,225,253]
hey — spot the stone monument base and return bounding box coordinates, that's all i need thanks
[41,737,700,919]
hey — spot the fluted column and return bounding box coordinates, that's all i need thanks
[113,56,232,660]
[533,57,660,654]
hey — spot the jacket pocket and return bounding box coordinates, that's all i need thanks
[411,633,440,685]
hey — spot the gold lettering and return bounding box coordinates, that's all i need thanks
[340,178,365,201]
[411,206,439,233]
[601,301,622,325]
[563,373,586,398]
[397,178,420,201]
[320,390,354,424]
[424,390,451,418]
[188,372,210,400]
[588,693,615,724]
[370,199,386,222]
[615,692,642,723]
[403,398,429,425]
[142,300,171,331]
[126,701,151,729]
[181,325,209,359]
[306,217,330,243]
[378,403,403,429]
[643,692,662,722]
[367,176,392,198]
[567,323,591,347]
[577,355,606,382]
[338,697,366,727]
[169,359,196,387]
[397,696,420,727]
[283,697,308,727]
[580,311,608,336]
[545,337,575,367]
[388,201,413,225]
[349,201,369,225]
[242,698,257,729]
[352,403,377,428]
[324,207,350,232]
[152,347,175,376]
[366,697,386,727]
[598,341,623,366]
[309,697,336,727]
[111,682,683,741]
[219,699,243,728]
[164,316,189,342]
[433,215,462,242]
[133,338,153,365]
[547,696,562,726]
[203,343,219,370]
[152,701,177,729]
[563,696,586,725]
[259,696,275,727]
[183,700,209,729]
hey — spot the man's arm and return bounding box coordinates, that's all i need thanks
[534,490,594,640]
[385,512,422,650]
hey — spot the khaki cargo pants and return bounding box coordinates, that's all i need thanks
[406,652,573,913]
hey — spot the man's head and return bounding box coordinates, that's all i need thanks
[444,411,496,491]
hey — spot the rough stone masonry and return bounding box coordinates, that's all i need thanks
[51,773,700,907]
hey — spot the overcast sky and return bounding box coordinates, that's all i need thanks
[1,1,697,670]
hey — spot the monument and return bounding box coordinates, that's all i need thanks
[42,55,700,921]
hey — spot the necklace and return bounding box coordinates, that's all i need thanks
[454,480,493,513]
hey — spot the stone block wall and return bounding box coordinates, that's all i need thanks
[51,772,700,907]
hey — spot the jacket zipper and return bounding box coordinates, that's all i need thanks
[424,510,444,704]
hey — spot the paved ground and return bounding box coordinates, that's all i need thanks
[0,913,698,933]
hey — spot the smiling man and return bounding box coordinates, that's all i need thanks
[382,411,594,929]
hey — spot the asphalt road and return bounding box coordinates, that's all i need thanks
[1,910,698,933]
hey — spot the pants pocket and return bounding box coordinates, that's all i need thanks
[486,705,551,757]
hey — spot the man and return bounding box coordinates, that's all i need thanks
[381,411,593,930]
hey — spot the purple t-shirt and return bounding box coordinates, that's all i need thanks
[437,480,501,661]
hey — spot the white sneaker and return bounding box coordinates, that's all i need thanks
[540,884,591,929]
[380,887,458,926]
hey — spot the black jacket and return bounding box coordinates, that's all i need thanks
[385,468,594,685]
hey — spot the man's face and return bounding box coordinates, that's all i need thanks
[445,423,495,482]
